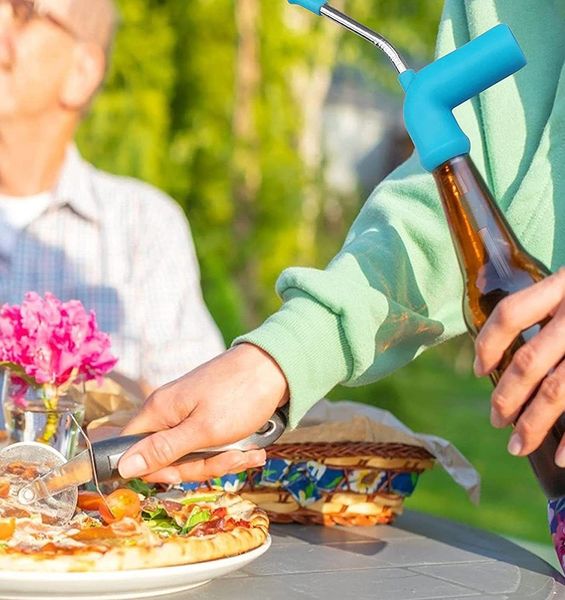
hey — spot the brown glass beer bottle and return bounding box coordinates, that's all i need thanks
[433,155,565,499]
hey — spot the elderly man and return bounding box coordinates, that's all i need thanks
[0,0,225,393]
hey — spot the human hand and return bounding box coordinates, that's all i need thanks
[474,269,565,465]
[118,343,289,483]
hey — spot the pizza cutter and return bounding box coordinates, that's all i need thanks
[0,407,288,524]
[0,442,78,525]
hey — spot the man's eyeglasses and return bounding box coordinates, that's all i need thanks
[0,0,75,37]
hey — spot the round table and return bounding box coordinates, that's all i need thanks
[179,510,565,600]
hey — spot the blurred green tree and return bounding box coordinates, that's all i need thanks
[78,0,442,341]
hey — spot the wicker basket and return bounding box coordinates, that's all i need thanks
[191,441,434,527]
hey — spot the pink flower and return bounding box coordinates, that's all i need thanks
[0,292,118,389]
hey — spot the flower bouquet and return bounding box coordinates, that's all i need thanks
[0,292,117,457]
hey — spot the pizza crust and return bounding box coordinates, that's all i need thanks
[0,494,269,572]
[0,523,268,572]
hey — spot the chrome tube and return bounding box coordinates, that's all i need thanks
[320,4,409,74]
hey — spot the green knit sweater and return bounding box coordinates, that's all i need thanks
[236,0,565,427]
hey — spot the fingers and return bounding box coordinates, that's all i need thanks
[505,358,565,461]
[142,450,267,484]
[555,435,565,469]
[472,270,565,462]
[488,301,565,429]
[118,345,289,482]
[474,269,565,376]
[118,406,246,479]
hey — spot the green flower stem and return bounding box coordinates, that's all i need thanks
[36,384,59,445]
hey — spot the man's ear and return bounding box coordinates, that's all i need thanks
[60,42,106,110]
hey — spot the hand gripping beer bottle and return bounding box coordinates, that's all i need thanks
[288,1,565,498]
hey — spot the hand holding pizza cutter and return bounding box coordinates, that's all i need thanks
[0,407,288,525]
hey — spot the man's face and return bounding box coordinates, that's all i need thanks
[0,0,77,119]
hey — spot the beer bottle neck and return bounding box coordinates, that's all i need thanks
[432,155,518,280]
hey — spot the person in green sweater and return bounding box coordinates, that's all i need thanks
[118,0,565,490]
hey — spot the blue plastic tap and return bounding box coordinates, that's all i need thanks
[287,1,526,172]
[288,0,325,13]
[398,26,525,171]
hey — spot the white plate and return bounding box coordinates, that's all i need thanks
[0,536,271,600]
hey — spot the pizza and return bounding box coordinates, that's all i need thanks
[0,462,269,572]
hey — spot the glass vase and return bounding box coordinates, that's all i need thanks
[0,369,85,459]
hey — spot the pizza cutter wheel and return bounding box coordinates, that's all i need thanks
[0,442,78,525]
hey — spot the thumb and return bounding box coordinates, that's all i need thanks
[117,423,199,479]
[118,409,245,479]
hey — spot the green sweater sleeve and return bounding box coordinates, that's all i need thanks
[236,157,462,427]
[235,0,565,427]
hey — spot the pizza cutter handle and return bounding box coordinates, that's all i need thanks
[92,406,288,482]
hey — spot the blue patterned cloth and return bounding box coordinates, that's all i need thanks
[181,458,420,508]
[548,498,565,572]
